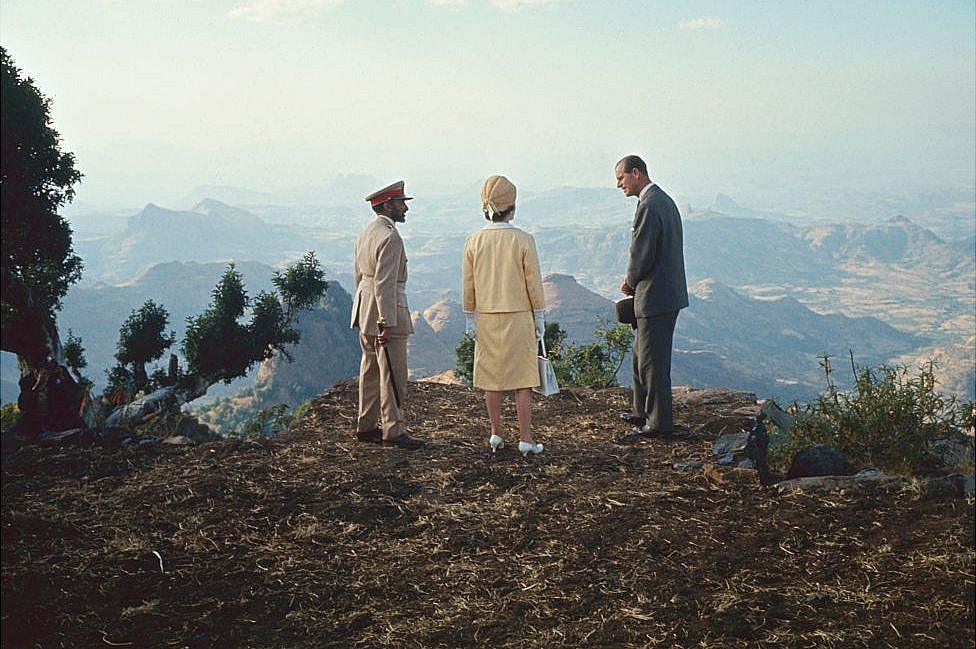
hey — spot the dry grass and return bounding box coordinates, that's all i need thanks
[2,381,973,648]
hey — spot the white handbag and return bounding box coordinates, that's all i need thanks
[533,338,560,397]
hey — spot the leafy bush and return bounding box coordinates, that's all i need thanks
[1,403,21,434]
[769,357,975,474]
[454,318,633,389]
[134,411,215,443]
[236,404,294,439]
[453,333,475,386]
[556,319,633,389]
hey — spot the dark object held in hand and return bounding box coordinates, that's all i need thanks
[615,297,636,327]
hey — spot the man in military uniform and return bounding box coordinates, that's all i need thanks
[350,181,425,450]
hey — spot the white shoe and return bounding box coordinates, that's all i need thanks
[489,434,504,453]
[518,441,544,457]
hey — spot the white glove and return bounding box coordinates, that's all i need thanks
[464,311,477,339]
[534,309,545,342]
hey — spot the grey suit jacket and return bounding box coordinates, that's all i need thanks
[626,184,689,318]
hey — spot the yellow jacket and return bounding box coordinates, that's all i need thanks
[462,223,545,313]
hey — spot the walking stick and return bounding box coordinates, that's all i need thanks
[376,317,402,409]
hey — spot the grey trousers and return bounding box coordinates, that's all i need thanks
[631,310,679,432]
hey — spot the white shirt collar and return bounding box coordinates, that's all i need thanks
[638,182,654,201]
[483,221,516,229]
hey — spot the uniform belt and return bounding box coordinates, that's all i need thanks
[358,277,407,289]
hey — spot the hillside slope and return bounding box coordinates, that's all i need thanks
[2,382,972,648]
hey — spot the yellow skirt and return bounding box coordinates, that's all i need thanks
[473,311,540,391]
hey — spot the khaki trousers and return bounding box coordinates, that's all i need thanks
[357,332,408,440]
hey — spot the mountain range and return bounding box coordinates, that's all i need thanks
[4,191,971,409]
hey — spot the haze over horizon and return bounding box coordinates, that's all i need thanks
[2,0,974,213]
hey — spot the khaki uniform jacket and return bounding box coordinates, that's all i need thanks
[350,215,414,336]
[462,224,545,313]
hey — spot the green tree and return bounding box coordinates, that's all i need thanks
[115,300,176,392]
[62,329,88,383]
[1,47,82,368]
[106,256,328,429]
[182,255,327,389]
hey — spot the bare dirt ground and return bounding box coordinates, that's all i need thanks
[2,381,974,648]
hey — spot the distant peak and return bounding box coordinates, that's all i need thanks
[690,278,738,300]
[885,214,913,225]
[543,273,579,284]
[193,198,231,211]
[712,193,741,209]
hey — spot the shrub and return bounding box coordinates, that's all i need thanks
[769,356,974,474]
[556,319,633,389]
[237,404,293,439]
[453,318,633,390]
[1,403,22,434]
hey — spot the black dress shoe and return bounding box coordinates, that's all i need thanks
[637,426,676,440]
[619,412,646,427]
[382,432,425,450]
[355,428,382,444]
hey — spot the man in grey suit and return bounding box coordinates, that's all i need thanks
[615,155,688,440]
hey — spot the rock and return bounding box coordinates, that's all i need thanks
[787,444,848,479]
[162,435,194,446]
[737,459,755,469]
[95,427,128,448]
[775,470,906,494]
[676,388,757,409]
[716,453,735,466]
[923,474,976,499]
[713,432,750,456]
[930,437,975,474]
[38,428,94,447]
[673,460,703,471]
[761,400,796,433]
[176,417,216,443]
[731,405,762,418]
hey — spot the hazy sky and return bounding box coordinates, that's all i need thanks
[2,0,974,208]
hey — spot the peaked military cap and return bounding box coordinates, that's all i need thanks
[365,180,414,207]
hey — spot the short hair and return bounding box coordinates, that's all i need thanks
[616,155,648,177]
[484,206,515,223]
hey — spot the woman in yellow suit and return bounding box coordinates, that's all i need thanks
[462,175,546,457]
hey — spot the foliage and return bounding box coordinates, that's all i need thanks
[236,403,294,439]
[197,394,315,438]
[454,333,475,385]
[768,355,975,474]
[0,47,83,363]
[555,319,633,389]
[1,403,22,434]
[104,365,135,406]
[62,330,87,378]
[183,256,326,388]
[115,300,176,390]
[134,411,215,443]
[290,398,314,422]
[453,318,633,389]
[273,251,329,319]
